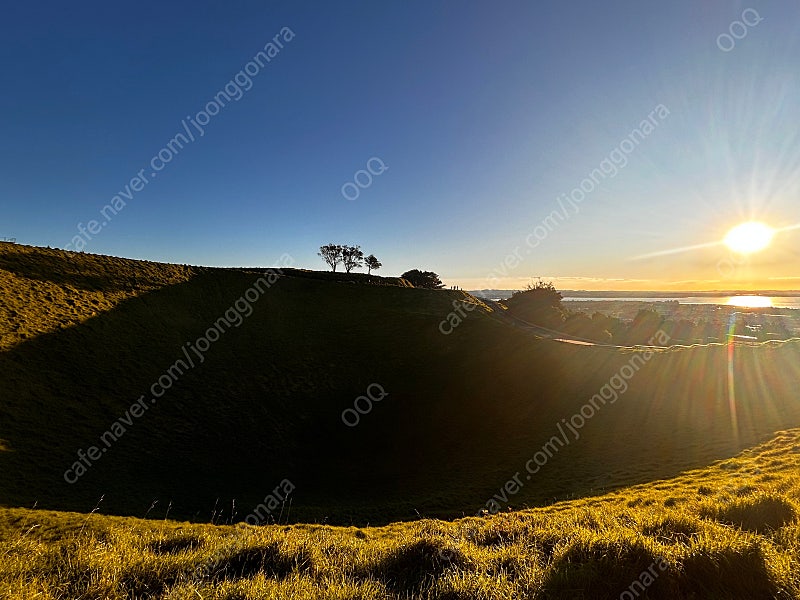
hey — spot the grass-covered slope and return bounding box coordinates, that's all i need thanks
[0,243,198,350]
[1,242,800,524]
[1,429,799,599]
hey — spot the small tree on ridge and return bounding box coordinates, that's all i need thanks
[401,269,444,289]
[318,244,343,272]
[341,245,364,273]
[365,254,382,275]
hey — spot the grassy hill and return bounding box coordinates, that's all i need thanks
[1,242,800,528]
[1,428,798,598]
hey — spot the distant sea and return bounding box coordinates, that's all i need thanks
[562,296,800,309]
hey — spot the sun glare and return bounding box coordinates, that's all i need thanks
[727,295,772,308]
[723,222,774,255]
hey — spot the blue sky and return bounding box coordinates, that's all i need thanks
[2,1,799,290]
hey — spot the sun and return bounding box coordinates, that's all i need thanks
[723,221,775,254]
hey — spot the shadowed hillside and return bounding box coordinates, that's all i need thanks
[1,243,800,525]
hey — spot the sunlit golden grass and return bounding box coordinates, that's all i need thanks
[1,429,798,599]
[0,242,198,351]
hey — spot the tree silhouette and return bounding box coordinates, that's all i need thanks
[365,254,382,275]
[341,245,364,273]
[318,244,343,272]
[503,278,564,328]
[401,269,444,289]
[506,279,563,308]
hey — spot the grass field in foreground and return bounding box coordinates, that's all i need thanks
[1,428,799,599]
